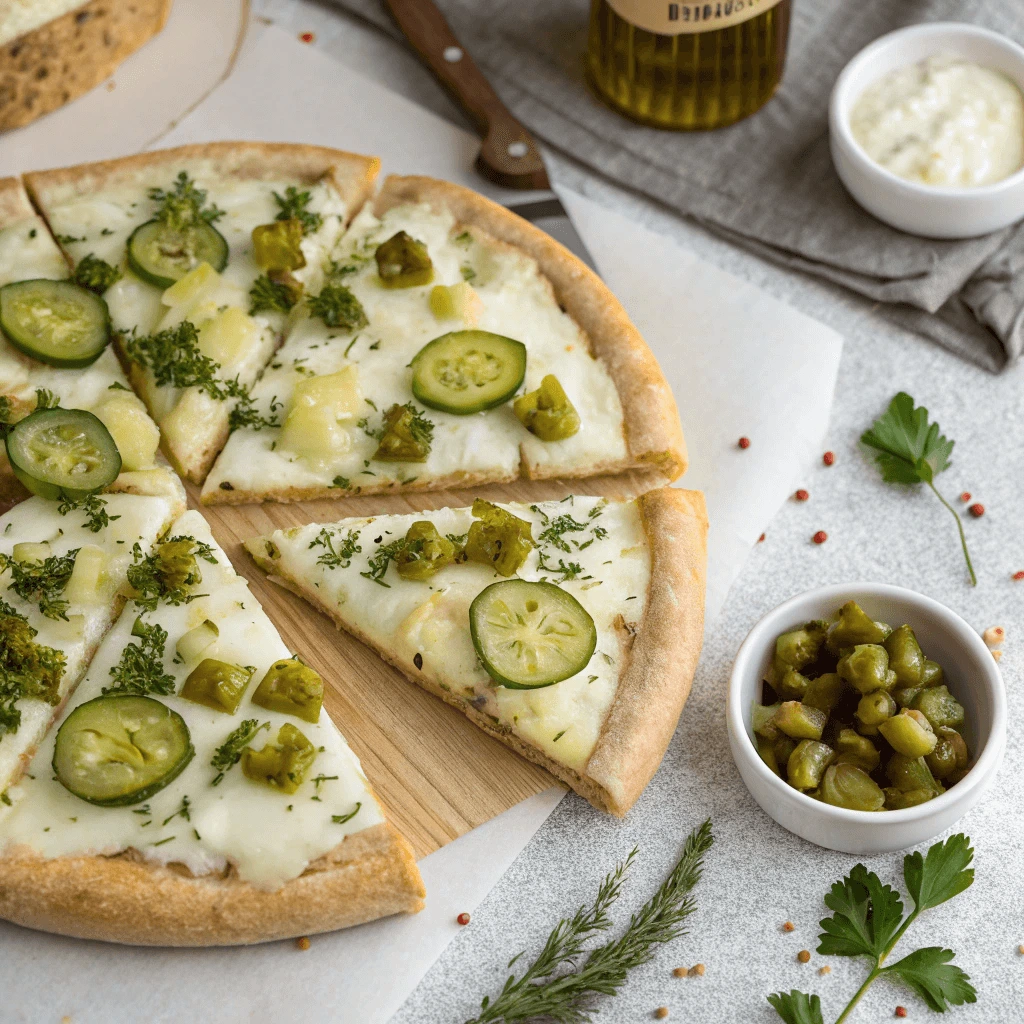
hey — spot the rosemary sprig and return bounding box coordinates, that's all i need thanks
[468,818,713,1024]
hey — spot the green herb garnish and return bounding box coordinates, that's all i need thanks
[359,538,407,588]
[228,388,282,432]
[127,535,217,612]
[162,794,191,826]
[249,273,301,316]
[274,186,322,235]
[34,388,60,410]
[332,802,362,824]
[0,598,65,738]
[57,492,120,533]
[0,548,78,620]
[73,254,121,294]
[767,834,976,1024]
[124,320,235,400]
[862,393,975,586]
[211,718,270,785]
[104,618,174,696]
[307,282,367,331]
[149,172,224,231]
[309,527,362,570]
[0,396,11,440]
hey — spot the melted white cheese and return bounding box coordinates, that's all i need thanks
[0,510,383,890]
[203,202,627,498]
[0,492,179,791]
[249,496,649,771]
[851,54,1024,187]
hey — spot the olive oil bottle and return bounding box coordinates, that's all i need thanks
[587,0,792,130]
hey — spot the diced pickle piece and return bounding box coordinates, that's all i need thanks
[771,621,827,683]
[892,686,922,709]
[252,659,324,724]
[827,601,890,651]
[241,722,317,794]
[911,685,965,729]
[180,659,253,714]
[886,754,943,795]
[926,728,968,780]
[834,728,880,772]
[175,619,219,664]
[774,701,827,740]
[395,521,457,581]
[879,709,937,757]
[819,764,885,811]
[775,668,811,702]
[429,282,482,325]
[464,499,534,576]
[803,672,844,713]
[757,736,779,775]
[838,644,895,694]
[884,625,924,687]
[787,740,834,791]
[375,231,433,288]
[773,734,797,768]
[856,690,896,728]
[884,787,936,810]
[373,403,433,462]
[154,538,204,595]
[751,702,781,739]
[252,218,306,272]
[921,659,944,688]
[513,375,581,442]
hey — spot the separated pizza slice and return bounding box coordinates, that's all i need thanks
[245,488,707,816]
[0,509,424,945]
[0,486,185,798]
[202,175,686,504]
[0,177,182,506]
[25,144,380,483]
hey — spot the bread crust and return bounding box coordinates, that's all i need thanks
[0,176,33,222]
[247,487,707,816]
[0,822,425,945]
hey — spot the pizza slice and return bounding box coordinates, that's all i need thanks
[245,488,707,816]
[202,175,686,503]
[25,143,380,483]
[0,177,181,505]
[0,510,424,945]
[0,486,185,799]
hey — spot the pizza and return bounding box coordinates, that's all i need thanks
[0,510,424,945]
[245,488,707,816]
[24,144,380,483]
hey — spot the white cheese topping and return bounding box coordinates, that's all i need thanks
[203,201,627,498]
[0,492,178,791]
[250,496,650,771]
[0,511,383,891]
[850,54,1024,188]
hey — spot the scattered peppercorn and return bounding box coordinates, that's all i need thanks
[812,531,828,545]
[296,936,311,950]
[457,912,471,926]
[960,492,971,503]
[968,503,985,518]
[414,652,423,670]
[818,966,831,976]
[797,950,811,963]
[795,489,809,501]
[1014,572,1024,581]
[758,533,766,543]
[782,921,795,932]
[983,626,1005,647]
[673,967,688,978]
[823,451,835,466]
[654,1008,669,1020]
[689,963,705,977]
[895,1007,907,1018]
[299,31,316,43]
[738,436,751,449]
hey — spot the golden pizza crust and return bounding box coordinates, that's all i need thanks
[0,822,425,945]
[0,176,34,222]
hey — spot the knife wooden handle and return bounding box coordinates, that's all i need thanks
[384,0,550,190]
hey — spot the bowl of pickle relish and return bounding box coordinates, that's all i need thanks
[727,584,1006,854]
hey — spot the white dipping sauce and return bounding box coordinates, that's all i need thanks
[850,54,1024,188]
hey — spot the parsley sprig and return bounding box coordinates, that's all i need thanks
[307,282,367,331]
[274,187,322,235]
[861,393,975,586]
[768,834,977,1024]
[309,527,362,570]
[0,548,78,620]
[57,492,120,533]
[0,598,64,738]
[149,172,224,231]
[104,618,175,696]
[211,719,269,785]
[468,819,713,1024]
[73,254,121,294]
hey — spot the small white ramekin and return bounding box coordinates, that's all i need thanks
[727,583,1006,855]
[829,22,1024,238]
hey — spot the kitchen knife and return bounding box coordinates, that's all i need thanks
[383,0,598,274]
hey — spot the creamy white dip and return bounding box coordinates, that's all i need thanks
[850,54,1024,188]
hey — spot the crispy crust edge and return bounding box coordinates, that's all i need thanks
[0,822,425,946]
[0,176,35,223]
[373,175,687,482]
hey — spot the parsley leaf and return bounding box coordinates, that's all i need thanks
[57,492,120,533]
[903,832,974,912]
[818,864,903,959]
[861,393,975,585]
[149,172,224,231]
[73,254,121,294]
[211,719,269,785]
[104,618,174,696]
[0,548,78,620]
[273,186,322,234]
[765,991,824,1024]
[307,282,367,331]
[885,947,976,1012]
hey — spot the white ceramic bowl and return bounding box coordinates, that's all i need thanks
[727,583,1006,854]
[829,22,1024,238]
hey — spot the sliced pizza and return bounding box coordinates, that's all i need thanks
[25,144,380,483]
[0,487,184,798]
[0,177,181,505]
[202,175,686,503]
[0,510,424,945]
[245,487,707,816]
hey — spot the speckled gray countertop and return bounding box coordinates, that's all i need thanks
[259,4,1023,1019]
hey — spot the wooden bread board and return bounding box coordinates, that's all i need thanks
[193,468,662,860]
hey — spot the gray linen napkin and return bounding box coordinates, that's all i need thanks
[329,0,1024,371]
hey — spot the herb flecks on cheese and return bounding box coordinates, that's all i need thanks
[0,599,65,738]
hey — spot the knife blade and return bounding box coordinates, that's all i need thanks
[384,0,600,275]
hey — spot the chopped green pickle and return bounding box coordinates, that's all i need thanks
[775,667,811,702]
[884,786,936,810]
[802,672,844,713]
[772,734,797,768]
[855,690,896,728]
[892,686,922,709]
[834,728,880,772]
[827,601,890,651]
[751,702,781,739]
[886,753,943,795]
[819,764,885,811]
[838,644,895,694]
[921,659,944,687]
[180,659,253,715]
[464,499,534,576]
[513,375,581,442]
[395,521,457,581]
[787,740,834,791]
[774,701,827,740]
[884,624,925,687]
[926,728,968,780]
[252,218,306,272]
[878,709,937,757]
[374,230,433,288]
[154,538,204,594]
[757,736,780,775]
[771,621,827,684]
[252,658,324,723]
[241,722,317,794]
[373,403,432,462]
[911,685,965,729]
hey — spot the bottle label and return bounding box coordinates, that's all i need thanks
[605,0,785,35]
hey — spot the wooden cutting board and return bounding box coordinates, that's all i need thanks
[192,468,660,860]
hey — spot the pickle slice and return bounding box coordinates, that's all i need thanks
[0,279,110,368]
[53,694,194,806]
[411,330,527,415]
[469,579,597,689]
[6,408,121,500]
[127,219,228,289]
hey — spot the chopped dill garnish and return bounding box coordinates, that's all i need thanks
[211,719,270,785]
[274,186,322,235]
[73,254,121,294]
[103,618,175,696]
[149,171,224,230]
[0,547,78,620]
[308,528,362,570]
[307,282,367,331]
[57,492,120,533]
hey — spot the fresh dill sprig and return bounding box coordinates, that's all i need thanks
[73,254,121,294]
[359,538,407,588]
[211,719,270,785]
[308,527,362,570]
[103,618,174,696]
[124,321,224,397]
[57,492,120,533]
[0,547,79,620]
[249,273,301,316]
[274,186,322,235]
[228,388,282,432]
